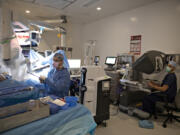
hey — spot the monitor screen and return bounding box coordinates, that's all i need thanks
[45,50,53,57]
[22,49,30,57]
[31,33,39,47]
[94,56,100,63]
[105,57,117,65]
[68,59,81,68]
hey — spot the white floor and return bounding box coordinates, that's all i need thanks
[95,106,180,135]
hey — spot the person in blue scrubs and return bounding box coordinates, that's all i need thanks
[39,53,70,98]
[143,61,177,114]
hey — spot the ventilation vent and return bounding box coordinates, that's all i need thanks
[82,0,101,7]
[34,0,77,9]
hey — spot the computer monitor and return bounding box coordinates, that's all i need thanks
[30,31,41,47]
[22,49,30,57]
[105,57,117,66]
[68,59,81,69]
[94,56,100,65]
[45,50,53,57]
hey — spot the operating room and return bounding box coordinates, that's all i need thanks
[0,0,180,135]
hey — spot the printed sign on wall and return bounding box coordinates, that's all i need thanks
[15,32,30,46]
[130,35,141,55]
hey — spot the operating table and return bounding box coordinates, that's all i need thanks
[0,79,96,135]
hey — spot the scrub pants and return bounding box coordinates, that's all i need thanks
[142,93,164,114]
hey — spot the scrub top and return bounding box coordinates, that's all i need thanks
[45,67,70,98]
[161,72,177,101]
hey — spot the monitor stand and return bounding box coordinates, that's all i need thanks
[104,65,115,71]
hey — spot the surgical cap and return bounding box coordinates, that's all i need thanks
[169,61,176,68]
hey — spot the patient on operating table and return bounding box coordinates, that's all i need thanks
[39,53,70,98]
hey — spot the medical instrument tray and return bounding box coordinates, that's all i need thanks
[0,100,50,133]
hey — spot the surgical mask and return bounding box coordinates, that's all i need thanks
[53,62,59,68]
[166,66,172,73]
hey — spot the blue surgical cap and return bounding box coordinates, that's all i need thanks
[41,50,69,70]
[169,61,176,68]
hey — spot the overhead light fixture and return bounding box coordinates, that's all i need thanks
[25,10,31,14]
[130,17,137,22]
[96,7,102,11]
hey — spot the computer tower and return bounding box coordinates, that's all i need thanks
[83,66,111,124]
[94,79,111,123]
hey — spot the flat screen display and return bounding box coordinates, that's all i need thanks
[105,57,116,65]
[68,59,81,68]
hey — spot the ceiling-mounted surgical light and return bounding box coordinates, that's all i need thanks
[130,17,138,22]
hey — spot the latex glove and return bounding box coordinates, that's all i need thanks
[0,74,6,81]
[39,76,46,83]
